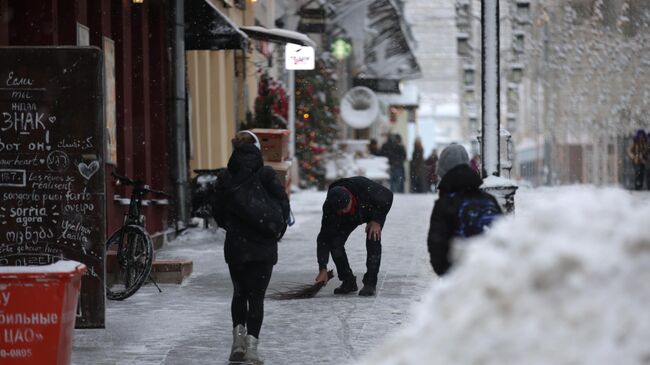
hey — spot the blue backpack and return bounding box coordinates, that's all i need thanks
[450,192,503,238]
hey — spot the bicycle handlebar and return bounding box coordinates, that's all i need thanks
[111,171,170,197]
[111,171,133,185]
[146,187,170,197]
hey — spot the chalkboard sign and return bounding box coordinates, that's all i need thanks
[0,47,106,328]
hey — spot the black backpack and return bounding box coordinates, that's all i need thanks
[223,169,287,240]
[450,191,503,238]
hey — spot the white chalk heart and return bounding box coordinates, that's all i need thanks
[78,161,100,180]
[48,116,56,123]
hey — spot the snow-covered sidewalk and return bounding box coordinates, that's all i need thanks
[74,186,650,364]
[72,190,435,365]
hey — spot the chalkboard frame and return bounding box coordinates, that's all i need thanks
[0,46,106,328]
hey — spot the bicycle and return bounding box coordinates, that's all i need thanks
[105,171,168,300]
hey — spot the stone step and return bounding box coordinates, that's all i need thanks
[106,253,193,285]
[150,259,193,284]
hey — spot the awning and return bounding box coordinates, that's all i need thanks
[185,0,248,50]
[239,26,317,49]
[325,0,422,80]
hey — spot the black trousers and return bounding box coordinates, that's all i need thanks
[634,163,645,190]
[330,227,382,287]
[228,262,273,338]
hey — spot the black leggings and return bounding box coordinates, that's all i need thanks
[228,262,273,338]
[634,163,645,190]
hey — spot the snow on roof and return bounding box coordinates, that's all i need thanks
[355,186,650,365]
[328,0,421,80]
[239,26,317,49]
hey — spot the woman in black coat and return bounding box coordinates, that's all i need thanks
[213,130,290,365]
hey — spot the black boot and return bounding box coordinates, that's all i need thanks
[333,276,358,294]
[358,284,376,296]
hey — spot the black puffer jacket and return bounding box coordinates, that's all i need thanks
[317,176,393,269]
[427,164,500,276]
[213,144,290,265]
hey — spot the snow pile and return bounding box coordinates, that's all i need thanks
[0,259,85,274]
[481,175,518,188]
[355,187,650,365]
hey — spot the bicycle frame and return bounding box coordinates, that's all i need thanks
[106,172,166,299]
[124,182,147,227]
[117,180,149,270]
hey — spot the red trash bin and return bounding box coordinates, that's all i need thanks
[0,260,87,365]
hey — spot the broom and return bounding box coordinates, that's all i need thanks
[269,270,334,300]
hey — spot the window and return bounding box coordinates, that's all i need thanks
[507,114,517,132]
[457,33,470,56]
[516,0,531,22]
[456,2,471,27]
[513,32,525,54]
[469,116,479,133]
[507,84,519,111]
[463,67,475,86]
[510,63,524,83]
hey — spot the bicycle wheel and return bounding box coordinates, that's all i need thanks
[105,224,154,300]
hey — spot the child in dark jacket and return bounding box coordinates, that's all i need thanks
[427,144,502,276]
[314,176,393,296]
[213,130,290,365]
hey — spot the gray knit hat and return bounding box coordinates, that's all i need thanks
[436,144,470,179]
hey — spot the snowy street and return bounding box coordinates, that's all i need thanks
[72,186,650,365]
[71,185,650,365]
[2,1,648,364]
[72,190,435,365]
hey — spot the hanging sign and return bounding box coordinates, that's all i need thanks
[285,43,315,70]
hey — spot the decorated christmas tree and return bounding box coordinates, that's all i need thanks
[244,72,288,129]
[295,57,340,189]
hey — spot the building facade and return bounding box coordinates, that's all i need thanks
[0,0,172,239]
[454,0,650,186]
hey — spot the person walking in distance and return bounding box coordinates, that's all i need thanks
[646,131,650,190]
[314,176,393,296]
[409,137,427,193]
[425,148,439,191]
[368,138,381,156]
[212,130,290,365]
[380,134,407,193]
[628,129,648,190]
[470,154,481,174]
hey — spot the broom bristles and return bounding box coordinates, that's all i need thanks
[269,270,334,300]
